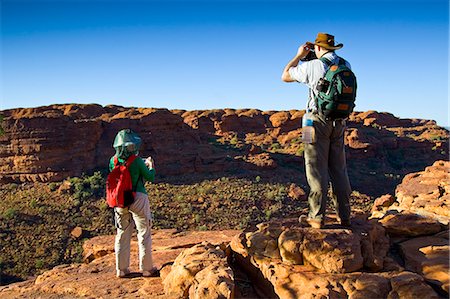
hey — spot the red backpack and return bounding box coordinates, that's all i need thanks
[106,155,138,208]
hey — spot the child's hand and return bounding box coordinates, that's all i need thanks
[145,156,154,169]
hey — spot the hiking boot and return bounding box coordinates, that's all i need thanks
[299,215,323,229]
[116,269,130,278]
[142,267,158,277]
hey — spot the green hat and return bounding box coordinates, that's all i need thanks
[113,129,142,159]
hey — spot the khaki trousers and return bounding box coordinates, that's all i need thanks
[304,112,351,221]
[114,192,153,272]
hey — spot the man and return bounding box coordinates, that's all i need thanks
[110,129,157,278]
[281,32,352,229]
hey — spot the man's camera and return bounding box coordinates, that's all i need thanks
[301,50,317,62]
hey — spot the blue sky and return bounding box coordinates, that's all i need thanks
[1,0,449,126]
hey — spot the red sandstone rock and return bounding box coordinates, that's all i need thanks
[231,219,383,274]
[399,235,449,294]
[269,111,302,133]
[372,194,396,211]
[288,183,306,200]
[243,152,277,169]
[379,213,443,237]
[162,242,234,299]
[70,227,83,239]
[395,160,450,224]
[231,219,438,299]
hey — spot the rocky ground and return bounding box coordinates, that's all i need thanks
[0,160,448,298]
[0,172,374,284]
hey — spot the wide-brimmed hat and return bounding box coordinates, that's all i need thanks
[310,33,343,50]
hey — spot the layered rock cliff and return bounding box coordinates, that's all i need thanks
[0,104,448,196]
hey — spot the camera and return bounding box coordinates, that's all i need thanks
[316,78,330,92]
[301,50,317,61]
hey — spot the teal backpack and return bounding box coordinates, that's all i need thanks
[315,57,357,119]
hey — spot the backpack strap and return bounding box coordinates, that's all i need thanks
[315,57,333,111]
[124,155,138,167]
[320,56,347,67]
[113,155,137,167]
[320,57,332,68]
[125,155,142,192]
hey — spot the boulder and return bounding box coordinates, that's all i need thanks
[269,111,302,133]
[300,228,364,273]
[378,212,443,237]
[399,235,449,295]
[395,160,450,224]
[233,250,437,299]
[288,183,306,200]
[188,263,235,299]
[231,219,387,274]
[162,242,234,299]
[371,194,396,214]
[387,271,441,299]
[70,226,83,239]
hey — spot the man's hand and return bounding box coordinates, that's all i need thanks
[282,42,313,82]
[145,156,154,169]
[296,43,314,58]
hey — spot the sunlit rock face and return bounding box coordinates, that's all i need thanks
[1,104,448,197]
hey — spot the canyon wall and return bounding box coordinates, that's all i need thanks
[0,104,448,196]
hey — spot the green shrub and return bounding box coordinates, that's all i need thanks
[69,171,105,201]
[35,259,45,269]
[230,135,238,145]
[29,199,39,209]
[265,190,277,201]
[429,134,444,141]
[197,225,208,231]
[38,206,48,214]
[194,214,201,223]
[3,208,18,219]
[48,182,59,191]
[269,142,281,151]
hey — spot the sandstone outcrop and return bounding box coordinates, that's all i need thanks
[370,160,450,297]
[394,160,450,224]
[371,160,450,226]
[1,104,448,197]
[228,217,441,298]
